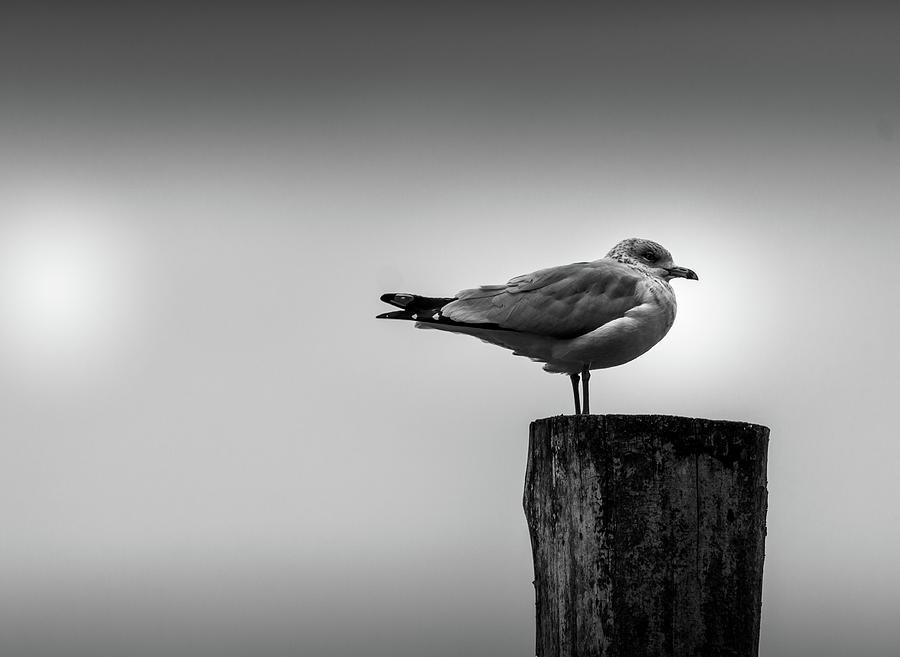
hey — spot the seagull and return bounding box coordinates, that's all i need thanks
[377,238,697,414]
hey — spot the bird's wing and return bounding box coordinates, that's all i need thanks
[440,259,647,338]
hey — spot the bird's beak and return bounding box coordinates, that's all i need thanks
[666,266,699,280]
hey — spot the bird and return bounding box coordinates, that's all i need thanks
[376,238,697,414]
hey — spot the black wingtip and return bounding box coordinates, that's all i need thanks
[380,292,418,310]
[379,292,457,313]
[376,310,410,320]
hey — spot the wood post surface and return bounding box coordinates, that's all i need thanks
[523,414,769,657]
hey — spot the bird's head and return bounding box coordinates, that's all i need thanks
[607,238,699,281]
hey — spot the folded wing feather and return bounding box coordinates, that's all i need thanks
[441,259,646,339]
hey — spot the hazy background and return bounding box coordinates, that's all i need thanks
[1,4,899,656]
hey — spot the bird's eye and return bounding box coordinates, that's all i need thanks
[643,251,657,262]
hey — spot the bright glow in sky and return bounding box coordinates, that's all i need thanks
[1,5,900,657]
[0,191,146,394]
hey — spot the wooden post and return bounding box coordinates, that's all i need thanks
[523,415,768,657]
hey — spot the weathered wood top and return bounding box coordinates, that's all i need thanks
[524,414,769,657]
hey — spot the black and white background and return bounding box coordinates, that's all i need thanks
[1,4,899,656]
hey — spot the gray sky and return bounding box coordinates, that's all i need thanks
[1,4,899,656]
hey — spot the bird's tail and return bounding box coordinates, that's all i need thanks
[376,293,456,321]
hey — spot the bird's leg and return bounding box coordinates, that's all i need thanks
[581,364,591,415]
[570,372,581,415]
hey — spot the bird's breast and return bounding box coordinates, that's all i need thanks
[550,279,678,370]
[646,279,677,332]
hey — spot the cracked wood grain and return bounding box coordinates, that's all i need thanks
[523,415,768,657]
